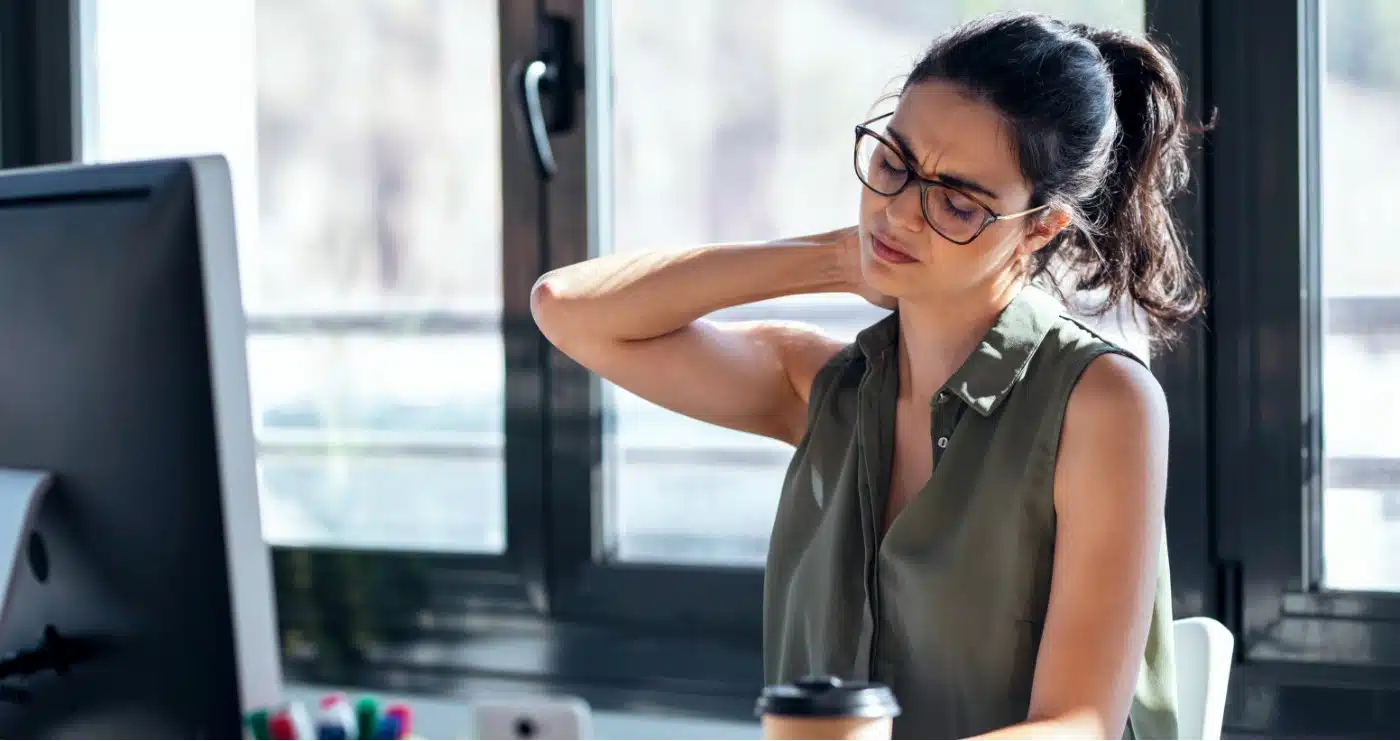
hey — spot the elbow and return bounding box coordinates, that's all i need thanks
[530,272,599,358]
[529,272,556,324]
[530,272,570,339]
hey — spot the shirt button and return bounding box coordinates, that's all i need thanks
[937,437,949,449]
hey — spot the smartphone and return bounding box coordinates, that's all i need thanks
[471,695,592,740]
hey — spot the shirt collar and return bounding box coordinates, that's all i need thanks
[853,284,1065,417]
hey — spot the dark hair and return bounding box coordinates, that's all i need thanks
[904,12,1205,345]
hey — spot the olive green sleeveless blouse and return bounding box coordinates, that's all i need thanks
[763,285,1177,739]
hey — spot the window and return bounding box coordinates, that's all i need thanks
[83,0,506,553]
[1203,3,1400,733]
[1320,0,1400,592]
[24,0,1400,734]
[594,0,1146,567]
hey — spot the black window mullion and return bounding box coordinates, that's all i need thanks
[501,0,554,614]
[535,0,597,614]
[1207,0,1307,651]
[1145,0,1217,623]
[0,0,77,167]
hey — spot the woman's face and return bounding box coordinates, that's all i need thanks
[857,80,1050,303]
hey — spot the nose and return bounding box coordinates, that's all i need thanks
[884,183,926,235]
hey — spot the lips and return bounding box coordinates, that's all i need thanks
[871,233,917,265]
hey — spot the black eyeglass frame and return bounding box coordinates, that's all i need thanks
[853,112,1049,245]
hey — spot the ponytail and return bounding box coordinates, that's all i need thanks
[1073,26,1205,344]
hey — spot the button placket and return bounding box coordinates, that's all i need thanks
[930,390,959,468]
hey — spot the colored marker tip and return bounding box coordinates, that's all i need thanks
[384,704,412,735]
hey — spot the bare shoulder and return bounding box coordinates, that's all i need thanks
[1055,352,1170,513]
[1066,352,1168,436]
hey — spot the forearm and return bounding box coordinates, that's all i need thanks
[531,233,852,343]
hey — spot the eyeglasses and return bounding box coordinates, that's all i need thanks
[853,112,1048,245]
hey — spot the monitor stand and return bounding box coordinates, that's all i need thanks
[0,470,51,628]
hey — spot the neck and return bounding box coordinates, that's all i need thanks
[895,279,1026,403]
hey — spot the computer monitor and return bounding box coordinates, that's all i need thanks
[0,157,282,737]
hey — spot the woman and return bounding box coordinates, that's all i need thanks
[531,12,1204,740]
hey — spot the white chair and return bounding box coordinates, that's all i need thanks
[1173,616,1234,740]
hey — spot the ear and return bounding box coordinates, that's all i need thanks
[1022,208,1073,254]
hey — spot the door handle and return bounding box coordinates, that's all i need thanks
[520,59,557,179]
[515,15,580,182]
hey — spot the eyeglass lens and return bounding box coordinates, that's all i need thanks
[855,130,990,243]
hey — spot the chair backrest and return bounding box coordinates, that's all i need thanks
[1173,616,1234,740]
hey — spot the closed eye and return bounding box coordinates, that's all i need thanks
[935,189,981,223]
[876,153,906,175]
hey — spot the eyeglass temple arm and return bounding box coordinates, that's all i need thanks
[995,203,1052,221]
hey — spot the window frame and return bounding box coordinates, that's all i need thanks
[1207,0,1400,734]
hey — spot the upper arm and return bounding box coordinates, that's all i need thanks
[542,313,845,446]
[1026,353,1170,735]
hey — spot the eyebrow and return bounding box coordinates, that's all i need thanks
[885,125,1002,203]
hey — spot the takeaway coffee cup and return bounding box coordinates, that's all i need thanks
[756,676,901,740]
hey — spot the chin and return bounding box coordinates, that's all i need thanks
[859,245,918,297]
